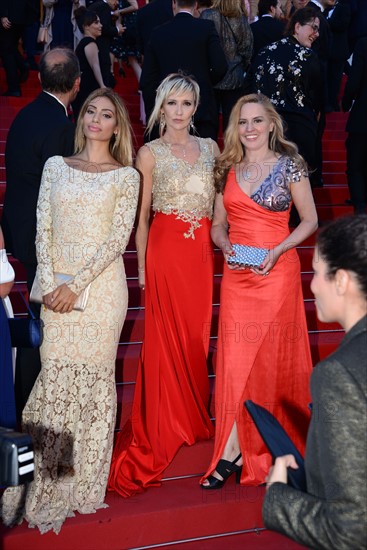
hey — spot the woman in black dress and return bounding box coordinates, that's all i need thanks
[72,7,106,121]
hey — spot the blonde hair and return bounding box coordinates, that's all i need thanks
[74,88,134,166]
[215,93,307,192]
[212,0,247,18]
[146,73,200,137]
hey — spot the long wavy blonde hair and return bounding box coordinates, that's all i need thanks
[74,88,134,166]
[212,0,247,18]
[214,93,307,193]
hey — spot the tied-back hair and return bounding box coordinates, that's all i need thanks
[317,215,367,298]
[146,73,200,137]
[74,6,99,34]
[212,0,247,18]
[214,93,307,193]
[285,6,319,37]
[74,88,134,167]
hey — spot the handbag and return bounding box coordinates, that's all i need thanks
[227,244,268,268]
[7,288,44,349]
[37,26,49,44]
[30,272,91,312]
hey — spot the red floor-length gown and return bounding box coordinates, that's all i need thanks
[108,138,216,497]
[202,156,313,485]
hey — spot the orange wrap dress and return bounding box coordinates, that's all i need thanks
[203,155,313,485]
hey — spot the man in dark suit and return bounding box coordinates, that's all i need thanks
[1,47,80,419]
[342,37,367,214]
[139,0,228,141]
[136,0,173,55]
[0,0,38,96]
[88,0,124,88]
[250,0,285,60]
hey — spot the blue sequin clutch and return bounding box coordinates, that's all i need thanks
[227,244,268,268]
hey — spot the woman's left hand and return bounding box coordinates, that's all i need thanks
[47,283,78,314]
[251,246,282,277]
[265,454,299,488]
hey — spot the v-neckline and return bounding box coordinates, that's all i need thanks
[234,155,283,198]
[162,137,203,167]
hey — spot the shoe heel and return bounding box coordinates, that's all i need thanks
[236,467,242,484]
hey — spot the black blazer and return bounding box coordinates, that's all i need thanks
[342,37,367,135]
[250,16,285,60]
[327,0,352,61]
[140,12,228,124]
[136,0,173,55]
[2,92,75,265]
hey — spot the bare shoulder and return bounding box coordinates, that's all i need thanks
[135,144,155,170]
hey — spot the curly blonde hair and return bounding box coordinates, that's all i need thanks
[74,88,134,166]
[214,93,307,193]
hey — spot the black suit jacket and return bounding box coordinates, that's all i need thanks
[0,0,39,25]
[2,92,75,265]
[250,16,285,60]
[327,0,351,61]
[342,37,367,135]
[136,0,173,55]
[140,12,228,125]
[89,0,118,86]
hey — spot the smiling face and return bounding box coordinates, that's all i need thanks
[238,102,274,152]
[294,17,320,48]
[82,96,118,142]
[161,91,196,132]
[86,17,102,39]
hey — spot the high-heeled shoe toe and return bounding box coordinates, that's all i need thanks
[201,453,242,490]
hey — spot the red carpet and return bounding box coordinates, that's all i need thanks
[0,61,350,549]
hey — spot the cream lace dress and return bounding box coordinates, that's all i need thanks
[1,156,140,534]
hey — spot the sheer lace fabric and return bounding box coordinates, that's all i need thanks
[147,138,216,239]
[1,156,139,534]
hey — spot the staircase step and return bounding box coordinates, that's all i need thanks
[312,185,349,204]
[0,476,266,550]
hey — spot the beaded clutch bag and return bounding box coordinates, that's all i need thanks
[227,244,268,268]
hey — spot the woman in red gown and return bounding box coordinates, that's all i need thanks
[201,93,318,488]
[108,74,219,497]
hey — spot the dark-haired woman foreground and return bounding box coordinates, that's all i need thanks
[263,215,367,550]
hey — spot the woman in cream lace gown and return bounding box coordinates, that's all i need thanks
[108,74,219,497]
[1,89,140,534]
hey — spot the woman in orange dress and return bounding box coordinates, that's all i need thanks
[108,74,219,497]
[201,93,318,488]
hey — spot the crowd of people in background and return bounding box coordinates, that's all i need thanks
[0,0,366,546]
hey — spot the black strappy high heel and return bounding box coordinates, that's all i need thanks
[201,453,242,490]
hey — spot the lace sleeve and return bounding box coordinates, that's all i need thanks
[67,167,140,295]
[35,158,57,296]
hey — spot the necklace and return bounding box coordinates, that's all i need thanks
[163,138,192,159]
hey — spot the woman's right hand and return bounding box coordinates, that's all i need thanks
[0,281,14,298]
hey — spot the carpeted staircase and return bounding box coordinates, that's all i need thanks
[0,64,353,550]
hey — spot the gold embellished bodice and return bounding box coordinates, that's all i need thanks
[146,138,216,239]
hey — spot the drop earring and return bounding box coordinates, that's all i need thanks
[190,117,195,133]
[160,113,166,134]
